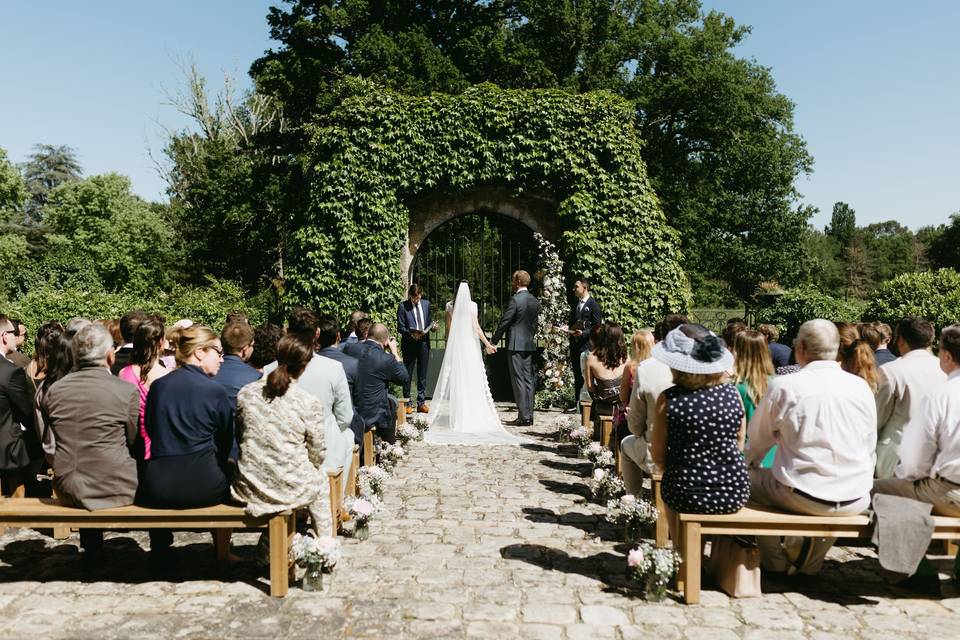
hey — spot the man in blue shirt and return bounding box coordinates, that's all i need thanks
[213,321,262,410]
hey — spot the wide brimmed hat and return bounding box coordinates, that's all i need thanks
[652,325,734,375]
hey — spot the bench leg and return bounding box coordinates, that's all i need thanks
[600,418,612,448]
[347,445,360,498]
[681,522,701,604]
[327,468,343,537]
[396,398,408,427]
[581,403,592,429]
[363,430,375,467]
[213,529,232,563]
[653,478,669,548]
[945,539,959,557]
[269,513,290,597]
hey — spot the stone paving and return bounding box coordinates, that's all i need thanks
[2,405,960,638]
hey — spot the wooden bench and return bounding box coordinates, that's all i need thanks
[675,505,960,604]
[580,400,592,428]
[346,445,360,498]
[0,498,297,597]
[397,397,409,425]
[650,470,668,548]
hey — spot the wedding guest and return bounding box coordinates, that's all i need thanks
[872,321,897,366]
[758,323,792,369]
[111,310,148,375]
[874,316,945,478]
[318,316,365,446]
[6,319,30,369]
[233,335,331,537]
[836,322,879,392]
[722,319,747,349]
[342,318,375,359]
[225,312,248,325]
[733,330,776,468]
[355,323,409,446]
[265,308,354,495]
[579,324,604,408]
[619,314,686,494]
[746,319,876,575]
[619,329,654,408]
[585,321,627,433]
[568,277,602,402]
[213,321,262,410]
[249,323,283,372]
[96,318,122,350]
[0,314,42,497]
[873,324,960,515]
[33,323,72,464]
[40,322,139,555]
[118,317,171,461]
[651,324,748,528]
[341,311,368,346]
[26,321,64,382]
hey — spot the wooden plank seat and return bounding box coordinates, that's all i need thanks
[0,498,296,597]
[675,504,960,604]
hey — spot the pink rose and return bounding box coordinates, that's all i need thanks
[627,548,645,568]
[593,469,605,481]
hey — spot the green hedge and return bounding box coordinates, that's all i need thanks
[753,287,866,344]
[4,278,268,353]
[863,269,960,331]
[294,82,690,328]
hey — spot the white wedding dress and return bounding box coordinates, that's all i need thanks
[425,282,522,445]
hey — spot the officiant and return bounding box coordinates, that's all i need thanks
[397,283,435,414]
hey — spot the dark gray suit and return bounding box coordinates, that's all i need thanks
[492,289,540,422]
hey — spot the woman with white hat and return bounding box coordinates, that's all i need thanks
[650,324,749,521]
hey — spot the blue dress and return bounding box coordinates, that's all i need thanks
[661,383,750,514]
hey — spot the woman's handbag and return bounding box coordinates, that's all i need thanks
[708,535,762,598]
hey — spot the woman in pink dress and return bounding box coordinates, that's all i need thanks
[117,316,170,460]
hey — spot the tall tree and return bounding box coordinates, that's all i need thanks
[825,202,857,249]
[928,213,960,271]
[247,0,813,300]
[0,147,26,212]
[20,144,82,222]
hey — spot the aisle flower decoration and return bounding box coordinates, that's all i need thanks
[554,416,576,443]
[606,494,659,543]
[290,534,341,591]
[397,422,420,445]
[346,495,380,541]
[358,465,388,500]
[628,542,680,602]
[412,414,430,434]
[376,441,406,470]
[591,468,626,503]
[533,233,575,410]
[570,426,591,449]
[581,441,605,462]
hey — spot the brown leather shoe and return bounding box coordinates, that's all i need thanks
[404,406,414,415]
[418,403,430,413]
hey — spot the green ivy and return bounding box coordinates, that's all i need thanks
[863,269,960,331]
[292,83,690,328]
[754,287,866,345]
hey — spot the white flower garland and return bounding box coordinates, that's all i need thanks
[534,232,574,409]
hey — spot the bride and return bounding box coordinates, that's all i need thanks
[425,281,522,445]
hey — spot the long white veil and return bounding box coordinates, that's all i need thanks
[425,282,521,445]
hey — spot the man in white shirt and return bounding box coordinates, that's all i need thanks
[745,319,877,575]
[619,314,686,494]
[874,316,947,478]
[874,325,960,516]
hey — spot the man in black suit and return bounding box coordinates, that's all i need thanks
[111,310,148,375]
[397,283,435,414]
[317,316,366,446]
[355,323,409,445]
[0,314,42,496]
[492,270,540,426]
[568,277,602,402]
[342,318,375,359]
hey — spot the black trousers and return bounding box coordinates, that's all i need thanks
[402,339,430,405]
[570,349,585,402]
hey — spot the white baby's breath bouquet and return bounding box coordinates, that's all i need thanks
[581,441,604,462]
[397,422,420,445]
[554,416,577,442]
[591,468,625,503]
[412,414,430,433]
[358,465,388,499]
[606,494,659,543]
[628,542,680,601]
[290,534,341,570]
[569,426,592,449]
[345,495,381,526]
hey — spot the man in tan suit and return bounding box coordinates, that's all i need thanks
[875,316,946,478]
[40,322,140,557]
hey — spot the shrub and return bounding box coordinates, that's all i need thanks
[753,287,866,345]
[863,269,960,332]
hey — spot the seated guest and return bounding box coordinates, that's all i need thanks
[225,312,248,325]
[585,321,628,432]
[233,336,331,536]
[619,315,685,494]
[265,308,354,496]
[733,330,776,468]
[40,323,139,555]
[26,321,64,383]
[722,319,747,349]
[111,310,148,375]
[579,324,603,408]
[95,318,122,350]
[33,323,72,464]
[249,323,283,372]
[619,329,655,410]
[6,319,30,369]
[651,324,748,528]
[836,321,879,392]
[356,323,409,446]
[342,318,374,358]
[340,311,368,347]
[318,316,365,446]
[0,314,42,497]
[872,321,897,366]
[874,324,960,515]
[875,316,946,478]
[213,321,262,409]
[118,317,171,461]
[758,324,791,369]
[746,319,876,575]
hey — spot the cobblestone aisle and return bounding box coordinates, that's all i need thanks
[2,407,960,638]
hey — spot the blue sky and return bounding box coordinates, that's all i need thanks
[1,1,957,230]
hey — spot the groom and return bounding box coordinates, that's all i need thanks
[492,270,540,427]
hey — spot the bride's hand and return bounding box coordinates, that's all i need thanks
[485,345,497,355]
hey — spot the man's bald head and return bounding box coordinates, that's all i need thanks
[370,323,391,344]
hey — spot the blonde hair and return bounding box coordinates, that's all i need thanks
[672,370,725,390]
[733,330,774,404]
[167,324,219,367]
[629,329,654,364]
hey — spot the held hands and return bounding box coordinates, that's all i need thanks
[484,344,498,355]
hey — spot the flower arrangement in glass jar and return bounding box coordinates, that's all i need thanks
[581,441,604,462]
[627,542,680,601]
[346,495,380,541]
[569,426,592,449]
[591,468,626,503]
[397,422,420,445]
[376,441,405,470]
[358,465,388,500]
[554,416,577,443]
[412,414,430,434]
[290,534,341,591]
[605,494,659,544]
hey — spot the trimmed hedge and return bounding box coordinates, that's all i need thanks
[293,82,690,328]
[863,269,960,331]
[753,287,866,345]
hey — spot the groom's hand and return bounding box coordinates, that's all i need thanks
[485,345,497,355]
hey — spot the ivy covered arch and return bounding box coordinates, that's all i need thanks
[291,83,690,327]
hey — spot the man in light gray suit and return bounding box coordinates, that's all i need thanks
[492,270,540,427]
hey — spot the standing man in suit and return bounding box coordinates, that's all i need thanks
[567,277,602,402]
[111,310,148,375]
[397,283,435,414]
[356,324,409,446]
[492,270,540,427]
[0,314,41,496]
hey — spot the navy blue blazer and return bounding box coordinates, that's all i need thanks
[768,342,793,369]
[569,296,602,354]
[213,355,262,409]
[397,298,433,349]
[356,344,409,429]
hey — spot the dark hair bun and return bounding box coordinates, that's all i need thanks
[692,334,724,363]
